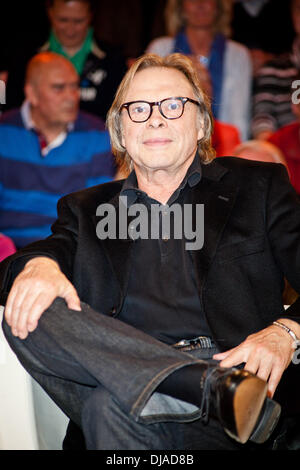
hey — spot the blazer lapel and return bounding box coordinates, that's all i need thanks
[191,160,239,291]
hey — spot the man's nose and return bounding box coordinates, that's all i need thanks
[146,105,166,127]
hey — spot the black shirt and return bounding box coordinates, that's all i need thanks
[118,154,211,345]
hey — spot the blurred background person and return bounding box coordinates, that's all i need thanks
[232,138,298,307]
[146,0,252,141]
[189,57,241,155]
[267,91,300,196]
[2,0,127,121]
[232,139,289,169]
[252,0,300,141]
[0,234,16,262]
[0,52,115,249]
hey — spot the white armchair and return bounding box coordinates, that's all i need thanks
[0,306,68,450]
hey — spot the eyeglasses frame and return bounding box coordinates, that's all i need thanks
[120,96,200,123]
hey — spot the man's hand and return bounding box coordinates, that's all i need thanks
[213,322,298,397]
[4,257,81,339]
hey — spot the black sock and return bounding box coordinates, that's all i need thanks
[156,363,209,407]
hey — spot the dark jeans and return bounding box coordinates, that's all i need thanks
[0,297,281,450]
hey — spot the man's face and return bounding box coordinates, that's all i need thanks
[26,61,80,127]
[182,0,218,30]
[120,67,203,175]
[48,0,91,49]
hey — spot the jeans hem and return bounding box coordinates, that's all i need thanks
[130,358,203,422]
[138,408,203,425]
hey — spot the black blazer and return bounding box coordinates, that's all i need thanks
[1,156,300,411]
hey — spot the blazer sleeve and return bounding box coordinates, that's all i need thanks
[0,194,79,304]
[266,163,300,323]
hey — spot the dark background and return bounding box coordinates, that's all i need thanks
[0,0,296,66]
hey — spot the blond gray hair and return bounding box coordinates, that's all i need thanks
[106,53,215,173]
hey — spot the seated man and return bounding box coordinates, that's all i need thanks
[1,53,300,451]
[3,0,127,121]
[0,51,115,248]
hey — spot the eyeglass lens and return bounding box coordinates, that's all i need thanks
[129,98,184,121]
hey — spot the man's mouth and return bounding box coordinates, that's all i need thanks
[143,138,172,146]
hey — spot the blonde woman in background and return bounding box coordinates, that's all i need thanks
[146,0,252,140]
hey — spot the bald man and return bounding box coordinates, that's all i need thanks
[232,140,289,168]
[0,52,115,248]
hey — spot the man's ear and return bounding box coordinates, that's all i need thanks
[197,124,204,142]
[120,121,126,148]
[24,83,38,107]
[121,132,126,148]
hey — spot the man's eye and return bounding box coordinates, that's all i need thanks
[167,101,180,110]
[57,18,69,25]
[132,105,147,114]
[52,84,65,92]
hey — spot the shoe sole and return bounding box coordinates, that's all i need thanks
[232,377,268,444]
[250,397,281,444]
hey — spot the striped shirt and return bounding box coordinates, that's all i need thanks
[0,106,115,247]
[252,54,299,137]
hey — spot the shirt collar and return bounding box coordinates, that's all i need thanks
[20,100,74,157]
[120,152,202,207]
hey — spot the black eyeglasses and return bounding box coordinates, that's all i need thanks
[120,97,200,122]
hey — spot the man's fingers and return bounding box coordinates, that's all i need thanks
[6,280,81,338]
[6,285,33,334]
[23,293,56,336]
[214,341,287,398]
[212,347,238,362]
[267,366,283,398]
[9,291,47,339]
[5,283,23,325]
[64,287,81,311]
[212,351,230,361]
[3,257,81,339]
[245,354,272,382]
[217,348,247,368]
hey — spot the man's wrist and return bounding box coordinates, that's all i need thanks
[272,319,300,349]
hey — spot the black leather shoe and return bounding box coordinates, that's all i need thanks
[206,368,269,444]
